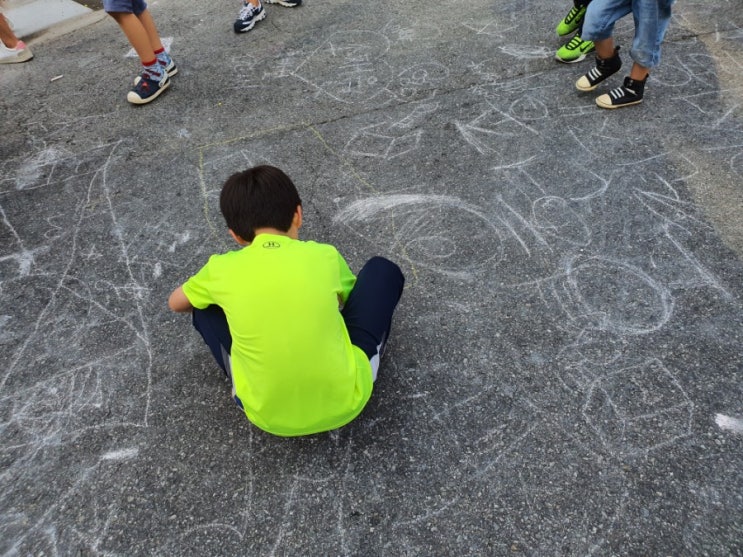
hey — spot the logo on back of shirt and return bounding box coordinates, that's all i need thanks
[262,241,281,249]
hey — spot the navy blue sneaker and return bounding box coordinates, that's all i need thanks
[234,1,266,33]
[127,71,170,105]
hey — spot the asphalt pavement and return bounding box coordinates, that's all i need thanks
[1,0,743,555]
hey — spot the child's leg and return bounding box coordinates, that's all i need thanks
[136,8,164,53]
[593,0,673,108]
[110,12,156,64]
[191,305,233,377]
[136,8,176,76]
[575,0,630,91]
[0,13,18,48]
[341,257,404,381]
[105,0,172,103]
[629,0,674,78]
[581,0,632,49]
[192,306,246,410]
[105,1,168,67]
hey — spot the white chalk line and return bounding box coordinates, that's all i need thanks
[715,413,743,434]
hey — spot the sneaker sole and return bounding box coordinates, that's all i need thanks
[556,27,579,38]
[265,0,301,5]
[234,9,267,32]
[127,78,170,105]
[0,49,33,64]
[555,52,589,64]
[596,95,644,109]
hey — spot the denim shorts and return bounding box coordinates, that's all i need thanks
[582,0,675,68]
[103,0,147,15]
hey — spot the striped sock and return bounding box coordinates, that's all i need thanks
[142,59,164,80]
[154,47,172,68]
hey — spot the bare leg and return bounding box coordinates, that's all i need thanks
[593,37,615,59]
[597,38,648,79]
[109,12,155,62]
[630,62,649,80]
[136,9,163,53]
[0,13,19,48]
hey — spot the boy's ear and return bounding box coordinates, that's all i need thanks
[293,205,303,229]
[228,229,249,245]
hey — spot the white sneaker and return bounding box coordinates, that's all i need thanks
[0,40,33,64]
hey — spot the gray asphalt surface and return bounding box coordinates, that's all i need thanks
[1,0,743,555]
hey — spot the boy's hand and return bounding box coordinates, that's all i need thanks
[168,286,193,313]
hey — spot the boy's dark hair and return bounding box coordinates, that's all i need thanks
[220,165,302,243]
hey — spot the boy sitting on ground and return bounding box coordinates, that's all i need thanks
[168,165,405,436]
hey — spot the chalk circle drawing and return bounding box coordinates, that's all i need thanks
[582,359,694,456]
[291,30,394,104]
[333,194,504,279]
[546,256,673,335]
[651,60,694,87]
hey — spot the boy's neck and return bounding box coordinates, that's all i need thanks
[253,227,290,237]
[252,227,299,240]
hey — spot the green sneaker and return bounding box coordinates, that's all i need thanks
[556,4,587,37]
[555,35,595,64]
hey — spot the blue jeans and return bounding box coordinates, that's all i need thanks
[582,0,674,69]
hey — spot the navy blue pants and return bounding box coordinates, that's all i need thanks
[192,256,405,381]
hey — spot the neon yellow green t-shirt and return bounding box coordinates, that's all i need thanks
[182,233,373,436]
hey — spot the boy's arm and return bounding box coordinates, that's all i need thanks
[168,285,193,313]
